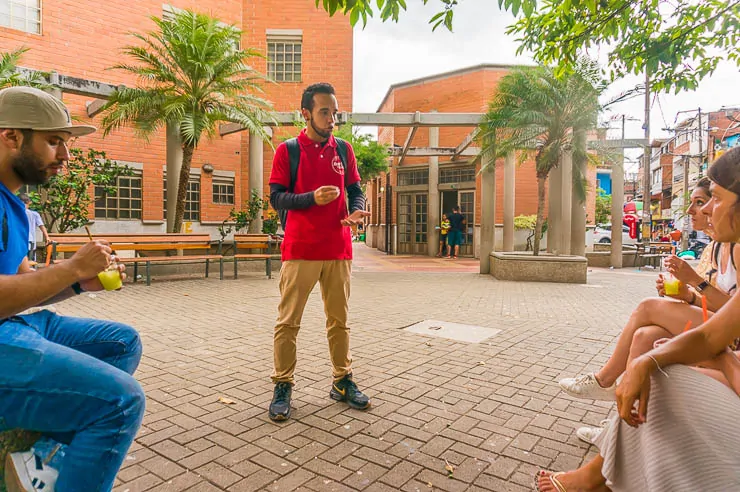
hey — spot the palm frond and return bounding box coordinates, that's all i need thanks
[101,8,274,145]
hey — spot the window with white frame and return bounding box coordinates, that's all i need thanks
[163,174,201,222]
[212,177,235,205]
[0,0,41,34]
[267,32,302,82]
[95,172,143,220]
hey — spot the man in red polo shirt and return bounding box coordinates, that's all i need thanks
[268,83,371,421]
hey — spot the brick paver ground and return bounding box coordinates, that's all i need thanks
[52,245,658,491]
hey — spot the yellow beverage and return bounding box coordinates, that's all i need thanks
[98,269,122,291]
[664,277,681,296]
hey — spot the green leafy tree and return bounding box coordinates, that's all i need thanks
[29,148,133,233]
[316,0,739,94]
[100,9,274,233]
[217,189,267,240]
[595,188,612,224]
[0,47,51,89]
[479,58,605,255]
[333,123,389,183]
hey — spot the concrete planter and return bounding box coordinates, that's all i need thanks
[490,251,587,283]
[586,250,639,268]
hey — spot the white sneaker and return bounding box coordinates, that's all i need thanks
[576,419,609,444]
[558,373,616,401]
[5,450,58,492]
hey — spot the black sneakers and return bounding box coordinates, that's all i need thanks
[269,382,293,421]
[330,374,370,410]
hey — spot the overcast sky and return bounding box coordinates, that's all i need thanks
[351,0,740,172]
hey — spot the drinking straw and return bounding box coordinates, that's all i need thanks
[682,320,692,333]
[701,295,708,323]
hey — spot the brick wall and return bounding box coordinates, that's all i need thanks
[0,0,351,230]
[375,66,560,227]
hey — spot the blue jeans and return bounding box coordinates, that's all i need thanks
[0,310,145,492]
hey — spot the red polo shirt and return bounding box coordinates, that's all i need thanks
[269,129,361,261]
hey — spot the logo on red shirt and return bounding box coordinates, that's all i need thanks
[332,156,344,175]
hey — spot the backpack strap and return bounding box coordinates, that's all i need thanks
[285,138,301,192]
[335,137,349,186]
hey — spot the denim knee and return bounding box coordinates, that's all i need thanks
[120,376,146,430]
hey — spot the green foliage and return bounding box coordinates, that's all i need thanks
[508,0,740,94]
[595,188,612,225]
[217,189,268,240]
[100,9,274,232]
[316,0,460,31]
[29,148,133,233]
[333,123,389,182]
[316,0,739,94]
[0,47,51,90]
[262,211,279,235]
[514,214,537,230]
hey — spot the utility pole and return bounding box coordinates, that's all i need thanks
[681,108,702,251]
[611,115,625,267]
[642,72,651,243]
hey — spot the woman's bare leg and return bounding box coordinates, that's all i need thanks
[595,298,709,387]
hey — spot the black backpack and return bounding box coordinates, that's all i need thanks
[277,137,349,229]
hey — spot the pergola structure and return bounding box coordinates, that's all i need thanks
[26,68,646,273]
[221,113,646,272]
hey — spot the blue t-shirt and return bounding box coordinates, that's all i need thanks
[0,183,29,274]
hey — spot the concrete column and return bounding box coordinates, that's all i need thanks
[547,164,562,254]
[559,150,573,255]
[47,71,62,100]
[611,152,625,267]
[479,152,496,273]
[570,148,587,256]
[503,151,516,252]
[166,122,183,233]
[248,129,264,233]
[427,119,440,257]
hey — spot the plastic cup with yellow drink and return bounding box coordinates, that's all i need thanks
[663,274,681,296]
[97,263,123,291]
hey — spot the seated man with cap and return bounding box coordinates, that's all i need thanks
[0,86,145,492]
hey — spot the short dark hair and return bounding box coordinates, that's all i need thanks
[301,83,335,111]
[452,205,460,212]
[18,193,30,203]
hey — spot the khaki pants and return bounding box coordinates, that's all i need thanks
[272,260,352,384]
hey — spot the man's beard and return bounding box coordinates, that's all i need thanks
[310,118,332,140]
[11,145,53,185]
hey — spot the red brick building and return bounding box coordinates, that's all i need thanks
[365,65,597,257]
[0,0,352,234]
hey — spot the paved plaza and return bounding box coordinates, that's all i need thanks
[54,245,656,492]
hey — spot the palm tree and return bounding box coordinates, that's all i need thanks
[480,59,605,255]
[0,47,51,89]
[100,10,274,233]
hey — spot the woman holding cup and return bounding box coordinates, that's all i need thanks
[559,178,737,402]
[536,147,740,492]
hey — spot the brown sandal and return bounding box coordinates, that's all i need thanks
[534,471,568,492]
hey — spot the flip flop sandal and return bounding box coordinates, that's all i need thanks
[534,470,568,492]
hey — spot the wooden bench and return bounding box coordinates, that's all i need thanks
[638,243,673,271]
[232,234,281,279]
[48,233,223,286]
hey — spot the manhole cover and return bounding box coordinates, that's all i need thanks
[402,319,501,343]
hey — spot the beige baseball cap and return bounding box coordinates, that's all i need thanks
[0,86,96,137]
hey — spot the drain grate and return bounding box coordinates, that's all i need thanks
[402,319,501,343]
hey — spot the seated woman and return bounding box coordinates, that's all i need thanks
[536,146,740,492]
[558,177,738,402]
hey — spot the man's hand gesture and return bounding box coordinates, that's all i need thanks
[342,210,371,227]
